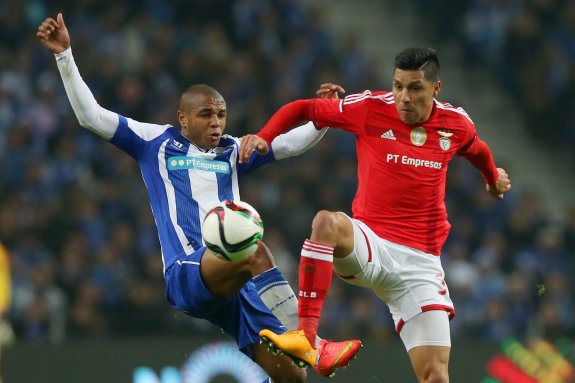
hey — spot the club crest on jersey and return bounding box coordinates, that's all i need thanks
[439,137,451,151]
[410,127,427,146]
[213,147,232,154]
[438,129,453,137]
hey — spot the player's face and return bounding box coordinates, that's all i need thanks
[392,69,440,125]
[178,94,227,149]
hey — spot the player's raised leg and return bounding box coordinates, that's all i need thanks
[260,210,362,377]
[251,243,299,332]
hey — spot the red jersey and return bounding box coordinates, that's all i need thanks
[258,90,498,255]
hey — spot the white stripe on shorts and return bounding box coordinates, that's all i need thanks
[176,260,200,266]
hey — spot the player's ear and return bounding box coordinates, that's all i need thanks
[433,81,441,97]
[177,110,187,127]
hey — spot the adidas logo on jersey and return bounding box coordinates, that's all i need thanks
[380,130,396,140]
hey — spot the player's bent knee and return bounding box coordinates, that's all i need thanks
[423,365,448,383]
[248,241,276,275]
[312,210,340,236]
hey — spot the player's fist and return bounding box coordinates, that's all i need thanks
[316,83,345,99]
[37,13,70,54]
[486,167,511,200]
[239,134,269,164]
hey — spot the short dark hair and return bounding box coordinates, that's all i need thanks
[179,84,225,110]
[394,47,440,83]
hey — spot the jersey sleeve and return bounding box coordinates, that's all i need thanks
[110,115,171,160]
[313,92,372,134]
[270,122,328,160]
[456,117,498,185]
[56,47,172,162]
[55,48,119,139]
[455,113,478,153]
[257,91,373,144]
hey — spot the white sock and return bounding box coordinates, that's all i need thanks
[253,267,323,347]
[253,267,299,331]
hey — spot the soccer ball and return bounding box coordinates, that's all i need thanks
[202,200,264,262]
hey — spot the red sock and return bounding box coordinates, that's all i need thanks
[298,239,334,347]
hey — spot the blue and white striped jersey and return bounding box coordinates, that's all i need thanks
[55,47,327,273]
[112,115,276,272]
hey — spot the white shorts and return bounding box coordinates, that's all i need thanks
[333,214,455,334]
[399,310,451,351]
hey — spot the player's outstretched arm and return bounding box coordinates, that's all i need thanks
[239,83,344,163]
[36,13,119,140]
[37,13,70,54]
[267,83,345,161]
[486,167,511,200]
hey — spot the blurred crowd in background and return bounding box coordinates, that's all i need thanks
[415,0,575,162]
[0,0,573,348]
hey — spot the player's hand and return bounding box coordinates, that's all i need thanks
[239,134,269,164]
[486,167,511,200]
[316,83,345,99]
[37,13,70,54]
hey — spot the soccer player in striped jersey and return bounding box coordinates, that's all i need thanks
[37,13,361,383]
[241,47,512,382]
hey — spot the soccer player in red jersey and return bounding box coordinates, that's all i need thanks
[240,47,511,382]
